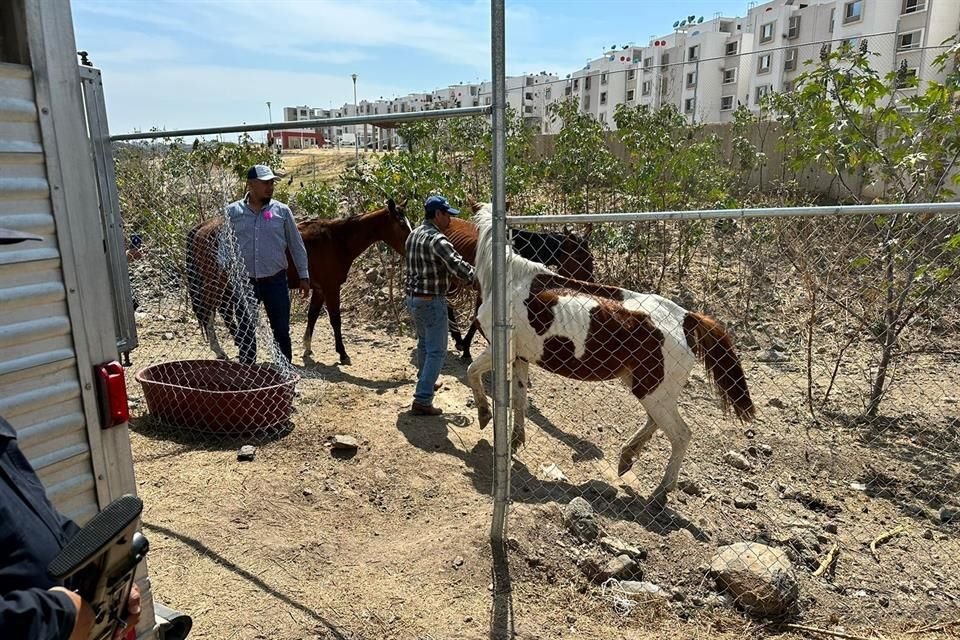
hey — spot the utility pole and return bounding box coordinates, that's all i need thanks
[265,101,272,146]
[351,73,359,163]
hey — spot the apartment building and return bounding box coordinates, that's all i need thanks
[547,0,958,129]
[281,0,958,138]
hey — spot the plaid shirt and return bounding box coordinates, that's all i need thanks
[404,221,475,296]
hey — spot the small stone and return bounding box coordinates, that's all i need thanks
[237,445,256,461]
[758,444,774,457]
[734,497,758,510]
[464,616,473,623]
[453,556,464,569]
[331,435,360,450]
[563,497,599,542]
[742,479,760,491]
[824,523,839,534]
[744,428,756,439]
[849,482,867,491]
[586,479,618,500]
[619,581,666,598]
[302,488,313,497]
[540,463,568,482]
[678,479,706,496]
[922,529,934,540]
[757,349,788,363]
[940,506,959,524]
[600,536,647,561]
[161,332,175,340]
[767,398,786,409]
[724,451,752,471]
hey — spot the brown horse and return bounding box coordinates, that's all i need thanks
[467,203,755,509]
[442,210,596,360]
[186,200,410,365]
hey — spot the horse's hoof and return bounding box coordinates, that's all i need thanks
[340,355,351,366]
[478,407,492,429]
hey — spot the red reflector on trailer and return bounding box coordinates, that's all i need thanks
[96,361,130,428]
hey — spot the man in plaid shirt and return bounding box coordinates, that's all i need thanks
[405,196,476,415]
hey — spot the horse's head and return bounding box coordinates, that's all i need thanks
[558,231,595,282]
[383,198,411,254]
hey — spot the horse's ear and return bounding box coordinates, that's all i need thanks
[387,198,397,214]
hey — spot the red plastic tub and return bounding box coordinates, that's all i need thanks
[135,360,299,435]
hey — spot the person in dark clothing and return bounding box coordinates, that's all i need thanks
[0,227,141,639]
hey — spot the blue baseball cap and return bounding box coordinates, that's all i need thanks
[424,195,461,216]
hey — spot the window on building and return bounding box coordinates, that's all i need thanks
[688,44,700,61]
[565,85,572,95]
[898,31,922,50]
[661,53,670,65]
[599,111,606,123]
[626,89,635,101]
[660,77,669,94]
[627,69,636,80]
[755,84,772,103]
[726,41,739,56]
[896,67,918,89]
[723,68,737,84]
[583,94,591,109]
[643,56,653,69]
[526,76,534,86]
[524,105,534,113]
[641,80,652,95]
[902,0,926,13]
[844,0,863,23]
[573,78,580,90]
[585,75,592,90]
[600,91,607,105]
[758,54,772,73]
[485,97,492,105]
[601,72,608,84]
[684,97,695,113]
[721,96,734,111]
[525,92,533,100]
[784,48,798,71]
[760,21,775,43]
[686,71,697,87]
[788,15,801,39]
[545,88,552,100]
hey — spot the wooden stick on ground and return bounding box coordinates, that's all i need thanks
[812,542,840,578]
[783,623,876,640]
[869,524,907,562]
[905,618,960,635]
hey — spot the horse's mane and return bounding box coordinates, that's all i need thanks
[297,205,390,241]
[474,203,554,293]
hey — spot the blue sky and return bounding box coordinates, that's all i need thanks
[72,0,749,135]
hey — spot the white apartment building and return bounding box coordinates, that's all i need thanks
[548,0,958,129]
[282,0,958,139]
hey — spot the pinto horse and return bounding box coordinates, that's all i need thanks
[442,213,595,360]
[186,200,410,365]
[465,203,755,508]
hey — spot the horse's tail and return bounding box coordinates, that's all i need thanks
[185,223,211,340]
[683,312,755,422]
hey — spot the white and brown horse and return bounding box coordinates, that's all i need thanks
[466,203,755,507]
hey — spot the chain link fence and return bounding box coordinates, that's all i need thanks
[491,206,960,634]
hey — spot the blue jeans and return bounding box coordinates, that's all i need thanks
[236,270,292,364]
[407,295,448,406]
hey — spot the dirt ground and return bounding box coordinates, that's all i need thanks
[124,290,960,640]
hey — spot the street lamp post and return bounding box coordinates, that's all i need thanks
[351,73,359,162]
[265,101,272,147]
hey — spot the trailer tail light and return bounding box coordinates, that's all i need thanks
[96,360,130,428]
